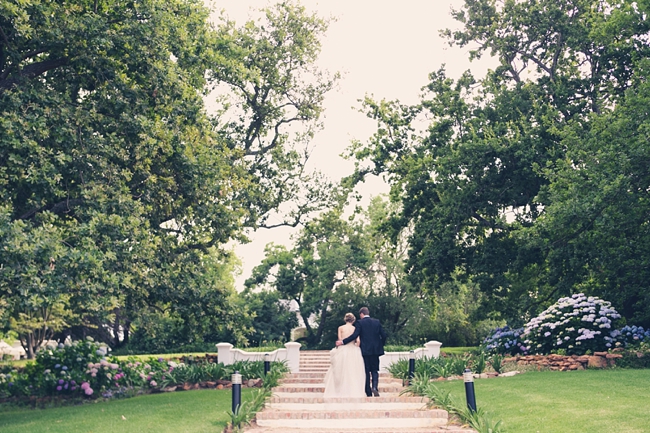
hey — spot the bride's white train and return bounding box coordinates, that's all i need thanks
[323,313,366,398]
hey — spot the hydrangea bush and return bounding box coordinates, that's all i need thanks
[612,325,650,348]
[523,294,621,355]
[482,326,529,356]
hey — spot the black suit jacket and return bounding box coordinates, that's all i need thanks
[342,316,386,357]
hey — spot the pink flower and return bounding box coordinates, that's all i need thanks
[81,382,90,390]
[84,387,94,396]
[150,380,157,387]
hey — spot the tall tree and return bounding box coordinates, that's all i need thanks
[245,208,370,347]
[347,0,650,325]
[210,1,340,229]
[0,0,337,355]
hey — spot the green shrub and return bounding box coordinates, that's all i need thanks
[615,342,650,369]
[387,355,469,380]
[402,375,504,433]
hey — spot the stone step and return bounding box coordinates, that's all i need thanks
[247,428,474,433]
[269,396,427,404]
[268,396,429,411]
[288,372,393,377]
[281,377,402,384]
[272,384,403,393]
[241,350,476,433]
[256,409,449,429]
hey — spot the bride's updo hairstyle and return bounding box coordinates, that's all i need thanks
[344,313,356,324]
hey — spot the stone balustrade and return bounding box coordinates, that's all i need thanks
[216,340,443,373]
[379,341,442,372]
[216,342,302,373]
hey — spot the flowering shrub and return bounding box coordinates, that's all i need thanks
[612,325,650,348]
[0,367,24,398]
[523,294,621,355]
[0,341,286,402]
[482,326,528,356]
[34,338,111,397]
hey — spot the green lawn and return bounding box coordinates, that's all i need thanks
[0,388,254,433]
[433,369,650,433]
[441,346,476,355]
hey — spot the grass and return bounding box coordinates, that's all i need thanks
[441,346,476,355]
[431,369,650,433]
[0,388,255,433]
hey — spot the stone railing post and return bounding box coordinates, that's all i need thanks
[284,342,301,373]
[423,340,442,359]
[216,342,234,365]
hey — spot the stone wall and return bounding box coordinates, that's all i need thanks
[504,352,623,371]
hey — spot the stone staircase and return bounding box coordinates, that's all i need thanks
[245,350,476,433]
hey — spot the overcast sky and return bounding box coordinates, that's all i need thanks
[210,0,497,289]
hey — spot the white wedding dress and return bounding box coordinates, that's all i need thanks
[323,324,366,398]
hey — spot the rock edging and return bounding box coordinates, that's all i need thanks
[504,352,623,371]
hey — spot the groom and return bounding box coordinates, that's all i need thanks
[336,307,386,397]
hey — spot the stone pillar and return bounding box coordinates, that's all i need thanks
[284,342,301,373]
[424,340,442,359]
[216,342,234,365]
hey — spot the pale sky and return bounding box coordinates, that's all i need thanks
[210,1,497,289]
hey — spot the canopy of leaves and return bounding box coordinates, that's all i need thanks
[347,0,650,326]
[0,0,337,355]
[245,197,493,348]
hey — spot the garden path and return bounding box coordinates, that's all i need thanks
[244,350,476,433]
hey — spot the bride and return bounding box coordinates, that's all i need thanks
[323,313,366,398]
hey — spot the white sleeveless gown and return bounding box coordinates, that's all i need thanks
[323,327,366,398]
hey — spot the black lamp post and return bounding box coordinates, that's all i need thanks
[463,368,477,412]
[264,353,270,376]
[231,371,242,414]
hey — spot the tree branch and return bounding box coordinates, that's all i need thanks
[0,56,69,92]
[19,198,83,220]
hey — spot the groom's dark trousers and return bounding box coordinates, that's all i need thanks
[342,316,387,396]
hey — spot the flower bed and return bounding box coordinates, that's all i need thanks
[484,294,650,359]
[0,338,287,404]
